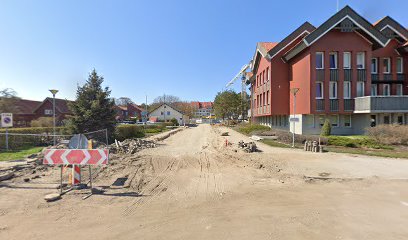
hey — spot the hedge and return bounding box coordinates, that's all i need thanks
[114,125,145,141]
[0,127,69,149]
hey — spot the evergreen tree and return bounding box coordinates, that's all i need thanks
[68,69,116,140]
[320,119,332,136]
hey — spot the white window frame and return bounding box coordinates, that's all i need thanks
[397,84,403,96]
[267,68,270,81]
[331,115,339,127]
[343,81,351,99]
[316,52,324,69]
[371,84,378,96]
[344,115,352,128]
[316,82,324,99]
[44,109,53,115]
[357,52,365,69]
[383,84,391,96]
[357,81,365,97]
[383,58,391,74]
[329,82,338,99]
[329,52,338,69]
[343,52,351,69]
[397,57,403,74]
[371,58,378,74]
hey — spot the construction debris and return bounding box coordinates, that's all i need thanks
[110,138,156,154]
[238,140,257,153]
[304,140,323,153]
[221,132,229,136]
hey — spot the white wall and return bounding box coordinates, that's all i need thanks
[149,104,184,124]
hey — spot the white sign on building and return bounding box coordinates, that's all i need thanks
[1,113,13,128]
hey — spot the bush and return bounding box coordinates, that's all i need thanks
[170,118,179,126]
[0,127,68,149]
[366,124,408,145]
[235,123,271,135]
[320,119,331,136]
[31,117,54,127]
[328,136,392,149]
[114,125,145,141]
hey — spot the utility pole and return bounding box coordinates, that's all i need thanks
[49,89,59,146]
[290,88,300,148]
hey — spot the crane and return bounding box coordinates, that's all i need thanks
[226,61,252,120]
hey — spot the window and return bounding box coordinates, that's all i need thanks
[316,52,324,69]
[160,111,164,115]
[357,52,365,69]
[44,109,53,115]
[384,115,390,124]
[316,82,324,99]
[357,81,365,97]
[267,67,270,81]
[383,58,391,73]
[263,93,265,106]
[371,84,378,96]
[167,111,170,115]
[398,115,404,125]
[344,82,351,99]
[329,82,337,99]
[329,52,338,69]
[267,91,270,105]
[371,58,378,74]
[343,52,351,69]
[397,57,403,73]
[397,84,403,96]
[383,84,390,96]
[344,115,352,127]
[330,115,339,127]
[319,115,325,127]
[263,71,265,84]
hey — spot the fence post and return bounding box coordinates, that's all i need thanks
[5,128,8,151]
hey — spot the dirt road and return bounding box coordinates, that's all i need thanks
[1,124,408,239]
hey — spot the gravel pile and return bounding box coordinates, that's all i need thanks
[110,138,156,154]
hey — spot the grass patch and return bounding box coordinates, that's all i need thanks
[260,139,293,148]
[328,136,392,149]
[0,146,43,161]
[235,124,270,135]
[326,146,408,159]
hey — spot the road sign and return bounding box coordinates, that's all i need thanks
[1,113,13,127]
[43,149,109,165]
[289,117,299,122]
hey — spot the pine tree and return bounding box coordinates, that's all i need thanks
[68,69,116,140]
[320,119,332,136]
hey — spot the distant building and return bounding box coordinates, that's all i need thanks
[11,98,73,127]
[191,101,213,117]
[149,103,189,125]
[114,103,144,121]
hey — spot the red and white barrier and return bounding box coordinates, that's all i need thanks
[72,165,81,185]
[43,149,109,165]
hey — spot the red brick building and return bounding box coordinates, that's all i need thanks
[191,101,213,117]
[12,98,73,127]
[114,103,144,121]
[249,6,408,135]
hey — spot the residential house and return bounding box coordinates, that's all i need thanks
[249,5,408,135]
[149,103,189,125]
[114,103,144,121]
[191,101,214,117]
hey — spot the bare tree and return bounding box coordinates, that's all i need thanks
[0,88,19,113]
[153,94,181,104]
[114,97,134,105]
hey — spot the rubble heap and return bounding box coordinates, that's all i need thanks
[237,140,257,153]
[110,138,157,154]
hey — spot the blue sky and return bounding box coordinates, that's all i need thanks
[1,0,407,104]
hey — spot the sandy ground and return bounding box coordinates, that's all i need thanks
[1,124,408,239]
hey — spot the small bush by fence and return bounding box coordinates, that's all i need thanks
[366,124,408,145]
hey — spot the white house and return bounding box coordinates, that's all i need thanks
[149,103,189,125]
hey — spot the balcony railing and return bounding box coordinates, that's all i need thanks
[330,99,339,111]
[330,69,338,81]
[357,69,366,81]
[316,99,325,111]
[316,69,325,81]
[371,73,379,81]
[397,74,405,81]
[384,74,392,81]
[344,99,354,111]
[344,69,352,81]
[354,96,408,113]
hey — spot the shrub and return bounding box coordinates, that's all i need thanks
[170,118,179,126]
[236,123,270,135]
[328,136,392,149]
[366,124,408,145]
[114,125,145,141]
[320,119,331,136]
[31,117,54,127]
[0,127,68,149]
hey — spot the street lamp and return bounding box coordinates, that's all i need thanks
[49,89,59,146]
[290,88,300,148]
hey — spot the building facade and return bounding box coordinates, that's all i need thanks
[191,101,214,117]
[114,103,143,121]
[149,103,189,125]
[249,6,408,135]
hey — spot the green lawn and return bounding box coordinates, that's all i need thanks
[0,146,43,161]
[325,146,408,159]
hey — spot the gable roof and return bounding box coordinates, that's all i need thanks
[33,98,73,114]
[149,103,184,115]
[128,103,144,112]
[283,5,390,62]
[13,99,42,114]
[374,16,408,41]
[251,42,278,74]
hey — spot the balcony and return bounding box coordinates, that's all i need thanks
[316,99,325,111]
[354,96,408,113]
[344,99,354,112]
[357,69,366,81]
[316,69,325,81]
[330,99,339,111]
[371,73,379,81]
[330,69,338,81]
[397,74,405,81]
[344,69,352,81]
[383,74,392,81]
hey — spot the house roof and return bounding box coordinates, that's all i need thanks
[149,103,184,115]
[128,103,144,112]
[115,105,127,111]
[283,5,390,62]
[13,99,42,114]
[33,97,73,114]
[374,16,408,41]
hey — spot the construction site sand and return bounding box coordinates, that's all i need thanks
[1,124,408,239]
